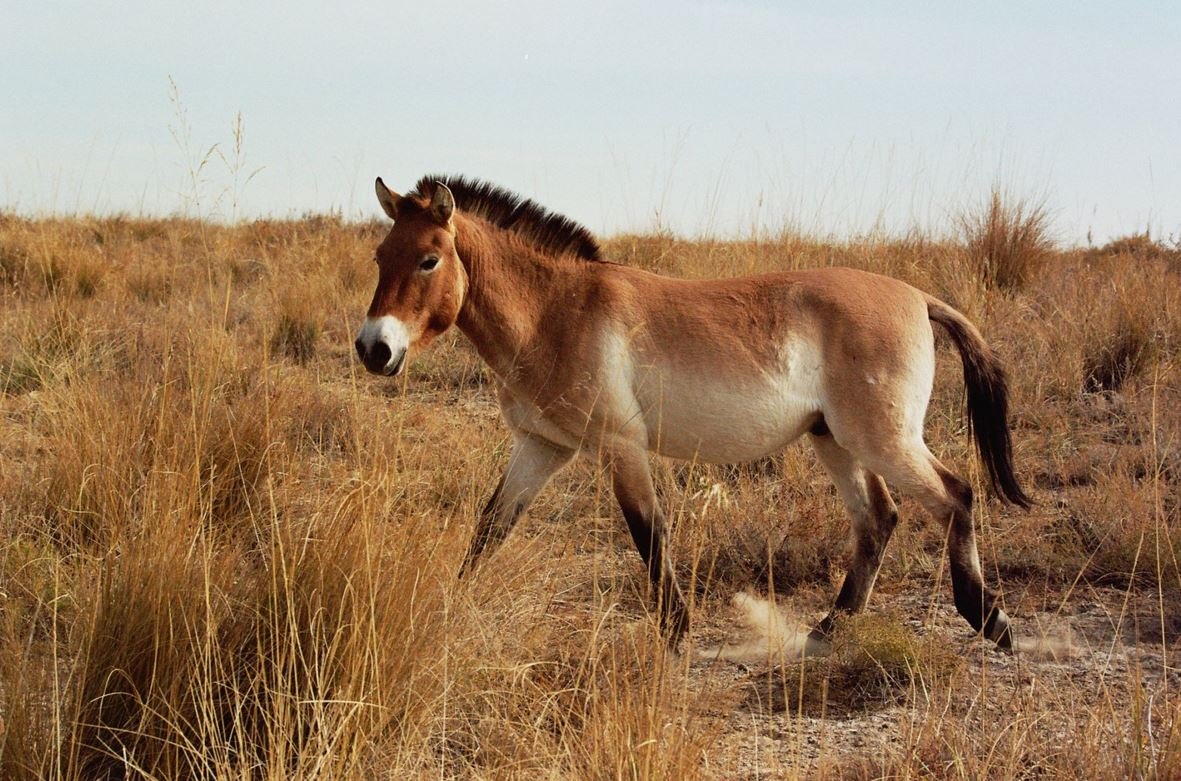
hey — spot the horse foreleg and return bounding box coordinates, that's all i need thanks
[609,448,689,645]
[460,433,574,577]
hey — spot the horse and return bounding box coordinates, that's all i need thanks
[354,175,1032,651]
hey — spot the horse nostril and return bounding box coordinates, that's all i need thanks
[354,339,366,360]
[369,341,392,371]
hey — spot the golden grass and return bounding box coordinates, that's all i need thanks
[957,187,1054,293]
[0,211,1178,778]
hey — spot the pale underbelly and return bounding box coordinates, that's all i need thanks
[635,377,821,464]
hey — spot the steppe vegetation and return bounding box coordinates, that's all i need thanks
[1,194,1179,778]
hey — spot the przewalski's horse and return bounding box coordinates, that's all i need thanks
[354,175,1032,651]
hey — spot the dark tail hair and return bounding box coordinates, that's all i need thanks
[926,296,1032,509]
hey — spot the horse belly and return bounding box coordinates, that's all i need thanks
[639,371,821,464]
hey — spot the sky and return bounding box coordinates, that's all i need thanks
[3,1,1179,244]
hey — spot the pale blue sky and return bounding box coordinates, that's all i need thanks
[3,1,1178,243]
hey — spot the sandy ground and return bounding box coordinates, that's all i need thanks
[673,585,1179,777]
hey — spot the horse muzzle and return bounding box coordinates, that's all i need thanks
[355,316,410,376]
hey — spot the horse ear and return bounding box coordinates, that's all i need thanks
[429,181,455,225]
[375,177,401,220]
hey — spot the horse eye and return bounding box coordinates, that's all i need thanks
[419,256,440,272]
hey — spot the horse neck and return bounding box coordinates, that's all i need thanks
[454,219,567,376]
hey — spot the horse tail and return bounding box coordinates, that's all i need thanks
[925,295,1032,509]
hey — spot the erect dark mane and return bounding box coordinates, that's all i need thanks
[408,175,602,262]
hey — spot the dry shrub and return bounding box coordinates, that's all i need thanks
[689,484,845,593]
[124,261,173,304]
[1098,230,1181,263]
[0,300,117,396]
[749,613,960,718]
[283,383,358,458]
[0,236,32,288]
[560,631,711,780]
[1009,250,1179,403]
[66,531,248,779]
[1083,311,1156,393]
[437,614,712,780]
[0,352,43,396]
[675,456,847,596]
[856,230,952,292]
[958,187,1054,292]
[1068,466,1181,590]
[0,218,107,298]
[0,647,61,781]
[0,530,72,781]
[267,251,371,366]
[1076,260,1173,394]
[867,674,1181,781]
[604,232,819,279]
[270,305,320,365]
[407,329,487,393]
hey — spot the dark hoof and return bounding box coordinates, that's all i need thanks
[809,611,842,643]
[991,623,1014,653]
[984,608,1014,652]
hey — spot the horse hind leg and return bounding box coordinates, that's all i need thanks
[875,446,1014,650]
[809,431,899,638]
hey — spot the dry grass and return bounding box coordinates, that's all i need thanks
[957,187,1055,292]
[1097,231,1181,264]
[0,211,1178,778]
[748,612,963,718]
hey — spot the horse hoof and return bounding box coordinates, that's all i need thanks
[984,608,1014,652]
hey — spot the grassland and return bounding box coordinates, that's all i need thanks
[0,206,1179,779]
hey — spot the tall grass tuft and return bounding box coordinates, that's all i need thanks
[270,279,322,365]
[1083,312,1156,393]
[37,330,277,547]
[1075,258,1172,394]
[63,494,456,778]
[958,187,1054,292]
